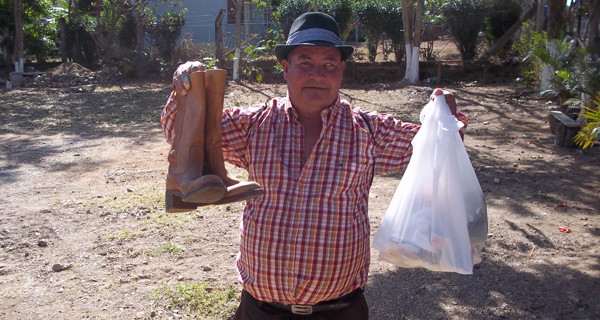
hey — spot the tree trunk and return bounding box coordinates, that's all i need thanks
[215,9,226,69]
[136,17,144,52]
[540,0,567,90]
[536,0,546,32]
[401,0,423,84]
[13,0,24,72]
[60,17,69,63]
[93,0,105,58]
[234,0,242,82]
[547,0,566,40]
[586,0,600,54]
[133,15,146,78]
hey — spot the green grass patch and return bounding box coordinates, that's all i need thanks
[87,186,164,214]
[151,282,239,319]
[107,229,139,240]
[154,242,184,255]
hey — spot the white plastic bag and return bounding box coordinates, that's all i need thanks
[372,94,487,274]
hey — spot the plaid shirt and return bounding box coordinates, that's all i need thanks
[160,92,467,305]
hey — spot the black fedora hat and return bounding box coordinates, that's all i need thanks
[274,12,354,61]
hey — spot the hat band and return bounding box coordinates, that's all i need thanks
[286,28,343,46]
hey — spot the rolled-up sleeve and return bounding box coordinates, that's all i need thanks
[221,104,266,170]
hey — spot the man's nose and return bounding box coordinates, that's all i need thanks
[309,65,326,77]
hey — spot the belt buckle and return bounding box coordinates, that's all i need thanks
[291,304,313,315]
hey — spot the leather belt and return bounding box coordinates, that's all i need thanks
[259,287,363,315]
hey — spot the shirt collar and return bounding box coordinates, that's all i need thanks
[284,93,342,123]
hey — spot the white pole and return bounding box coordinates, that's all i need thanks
[233,48,240,82]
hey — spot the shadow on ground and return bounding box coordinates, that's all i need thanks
[0,84,170,184]
[366,254,600,319]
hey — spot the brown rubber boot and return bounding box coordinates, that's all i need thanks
[203,69,264,204]
[165,71,226,212]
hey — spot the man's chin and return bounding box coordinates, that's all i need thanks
[301,89,331,100]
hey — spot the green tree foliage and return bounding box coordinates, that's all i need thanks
[24,0,62,63]
[553,45,600,99]
[274,0,354,43]
[381,0,403,63]
[574,98,600,149]
[278,0,313,36]
[512,20,546,85]
[354,0,386,62]
[148,11,185,62]
[320,0,354,40]
[0,0,62,63]
[424,0,446,24]
[118,13,139,51]
[484,0,522,59]
[442,0,486,60]
[48,0,185,69]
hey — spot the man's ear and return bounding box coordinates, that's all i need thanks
[281,59,289,81]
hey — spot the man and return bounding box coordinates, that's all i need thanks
[162,12,466,320]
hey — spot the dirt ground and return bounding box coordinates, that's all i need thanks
[1,61,599,319]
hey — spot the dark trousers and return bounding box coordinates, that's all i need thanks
[233,289,369,320]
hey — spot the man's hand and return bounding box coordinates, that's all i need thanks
[431,88,457,115]
[431,88,465,139]
[173,61,205,96]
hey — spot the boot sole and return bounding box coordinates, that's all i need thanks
[200,188,264,207]
[166,188,264,212]
[181,181,227,203]
[165,190,198,213]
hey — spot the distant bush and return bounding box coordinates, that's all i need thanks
[442,0,486,60]
[354,0,386,62]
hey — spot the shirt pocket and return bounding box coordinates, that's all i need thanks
[327,159,372,196]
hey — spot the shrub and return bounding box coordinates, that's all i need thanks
[148,11,186,62]
[354,0,386,62]
[382,0,403,63]
[512,20,546,85]
[442,0,486,60]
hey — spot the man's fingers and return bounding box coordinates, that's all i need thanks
[431,88,457,115]
[172,61,205,95]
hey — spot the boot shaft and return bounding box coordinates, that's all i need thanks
[168,72,207,175]
[204,69,227,147]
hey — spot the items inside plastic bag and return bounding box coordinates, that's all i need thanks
[372,94,488,274]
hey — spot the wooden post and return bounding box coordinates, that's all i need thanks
[60,17,68,63]
[215,9,226,69]
[13,0,24,72]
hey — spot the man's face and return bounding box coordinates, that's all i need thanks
[282,46,345,114]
